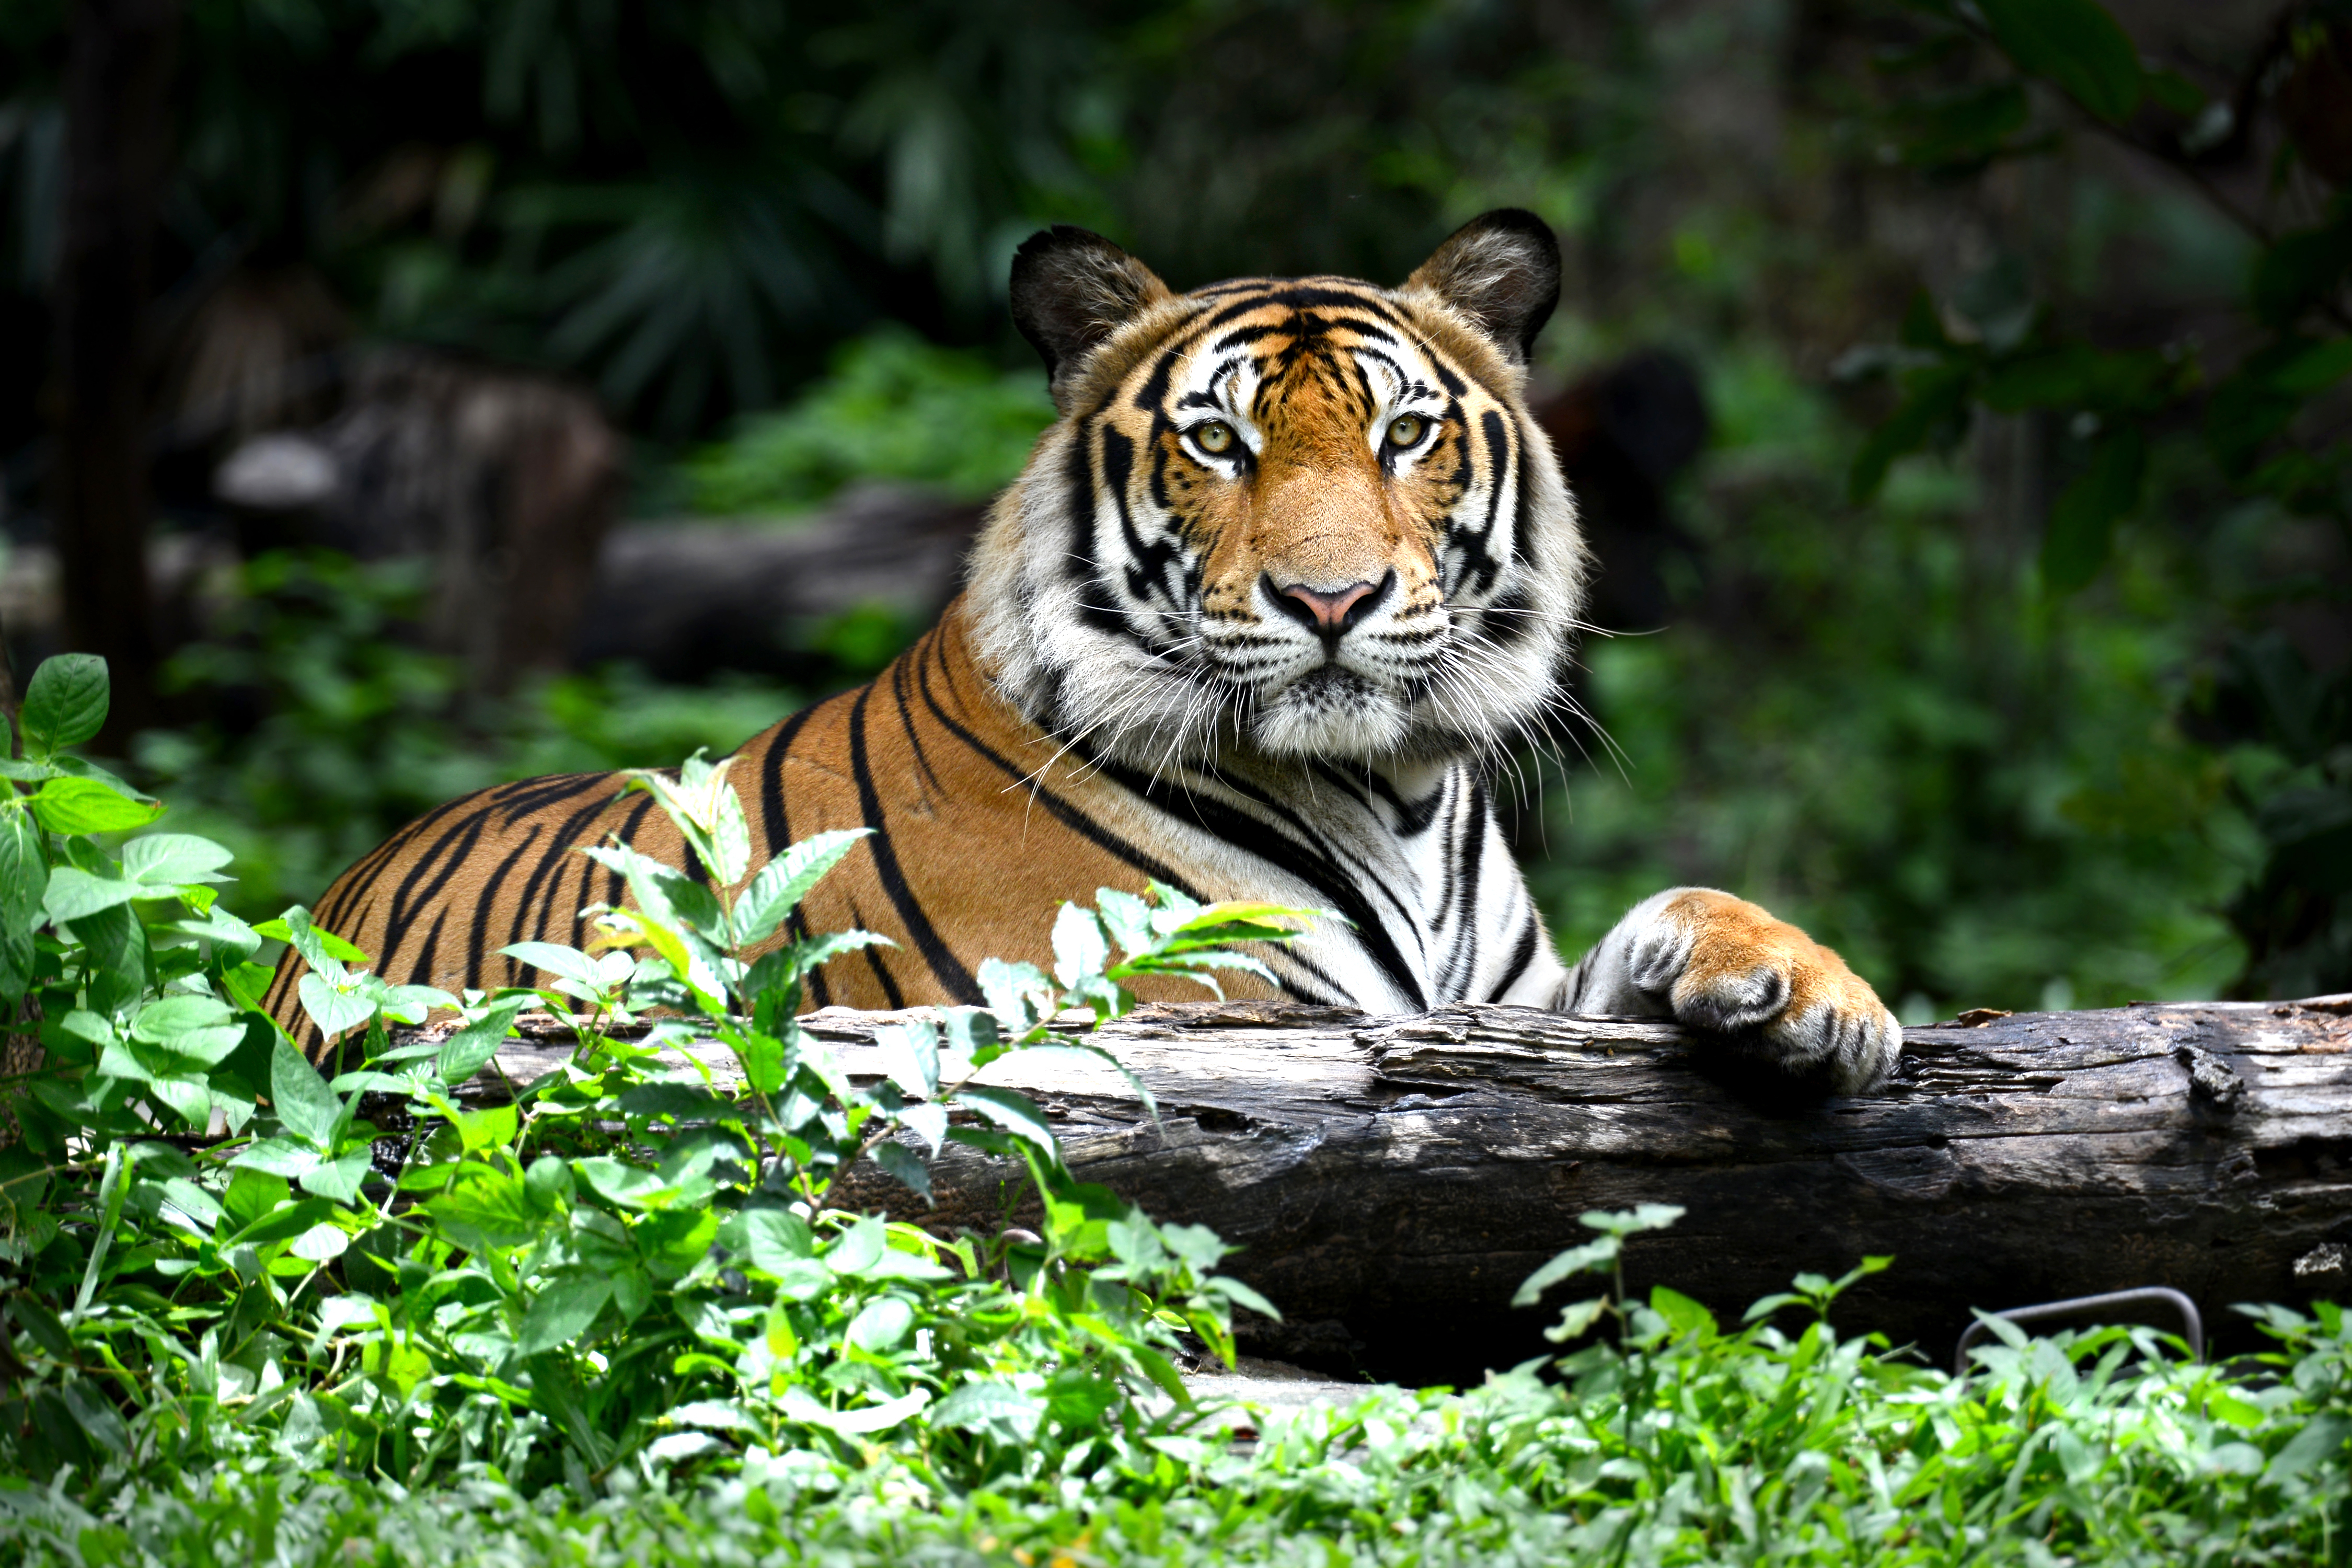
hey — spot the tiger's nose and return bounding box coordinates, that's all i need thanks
[1268,572,1390,636]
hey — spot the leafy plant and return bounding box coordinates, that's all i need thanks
[12,1190,2352,1562]
[1844,0,2352,998]
[682,327,1056,514]
[131,550,801,920]
[2,652,1310,1502]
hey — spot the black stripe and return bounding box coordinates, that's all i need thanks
[380,808,494,966]
[466,828,543,993]
[1429,776,1462,936]
[755,705,824,862]
[488,772,609,826]
[506,790,624,953]
[850,901,906,1009]
[1207,765,1423,938]
[1094,755,1428,1010]
[1486,915,1540,1002]
[394,905,451,993]
[1439,782,1486,993]
[914,631,1203,897]
[892,643,948,800]
[846,681,983,1004]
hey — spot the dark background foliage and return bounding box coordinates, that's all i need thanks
[1,0,2346,1016]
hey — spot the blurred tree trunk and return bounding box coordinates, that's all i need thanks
[50,0,178,745]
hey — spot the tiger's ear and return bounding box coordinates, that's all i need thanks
[1402,210,1561,366]
[1009,225,1173,407]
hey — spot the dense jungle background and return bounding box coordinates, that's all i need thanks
[3,0,2348,1020]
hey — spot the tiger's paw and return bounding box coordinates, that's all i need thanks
[1600,887,1901,1093]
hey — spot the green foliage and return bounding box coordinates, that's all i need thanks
[683,328,1056,514]
[1846,0,2352,998]
[1532,347,2253,1017]
[131,552,799,919]
[12,1193,2352,1563]
[3,653,1321,1517]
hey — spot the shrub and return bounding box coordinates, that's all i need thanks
[1,653,1297,1501]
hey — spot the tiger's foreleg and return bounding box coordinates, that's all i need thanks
[1555,887,1901,1093]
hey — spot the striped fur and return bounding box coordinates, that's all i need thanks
[269,211,1900,1092]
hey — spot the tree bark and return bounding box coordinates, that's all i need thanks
[51,0,178,743]
[483,997,2352,1383]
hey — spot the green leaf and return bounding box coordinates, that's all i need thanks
[437,997,527,1085]
[954,1085,1060,1162]
[298,974,377,1045]
[221,1168,290,1233]
[1051,903,1110,987]
[422,1163,538,1250]
[781,1383,928,1436]
[873,1140,932,1202]
[2265,1414,2350,1485]
[725,1207,814,1275]
[732,827,872,947]
[2263,336,2352,397]
[127,995,246,1072]
[231,1136,322,1179]
[525,1154,575,1212]
[637,1207,720,1279]
[2042,424,2146,593]
[256,911,369,966]
[20,654,109,756]
[120,834,234,890]
[222,1194,333,1250]
[449,1102,518,1155]
[519,1268,615,1356]
[271,1036,346,1147]
[289,1223,350,1263]
[845,1295,913,1352]
[41,864,136,924]
[29,777,164,836]
[59,1379,129,1457]
[897,1101,948,1155]
[1582,1203,1686,1236]
[930,1379,1045,1441]
[1512,1238,1620,1306]
[1205,1274,1281,1319]
[130,993,234,1041]
[1544,1296,1611,1343]
[162,902,261,960]
[0,806,48,939]
[875,1018,940,1100]
[821,1215,888,1277]
[573,1155,681,1210]
[977,958,1055,1034]
[501,941,608,990]
[1975,0,2142,124]
[1897,81,2029,170]
[72,902,148,1016]
[1650,1285,1717,1340]
[72,1143,133,1320]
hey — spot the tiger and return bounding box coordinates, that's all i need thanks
[267,209,1902,1093]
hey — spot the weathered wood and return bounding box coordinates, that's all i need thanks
[479,996,2352,1382]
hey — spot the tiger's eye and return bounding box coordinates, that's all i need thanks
[1194,421,1236,455]
[1386,413,1426,448]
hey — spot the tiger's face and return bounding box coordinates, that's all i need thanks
[971,211,1586,770]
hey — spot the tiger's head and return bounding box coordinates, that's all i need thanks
[969,210,1586,771]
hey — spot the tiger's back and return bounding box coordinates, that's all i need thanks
[268,605,1293,1051]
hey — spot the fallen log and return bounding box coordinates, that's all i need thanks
[480,996,2352,1383]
